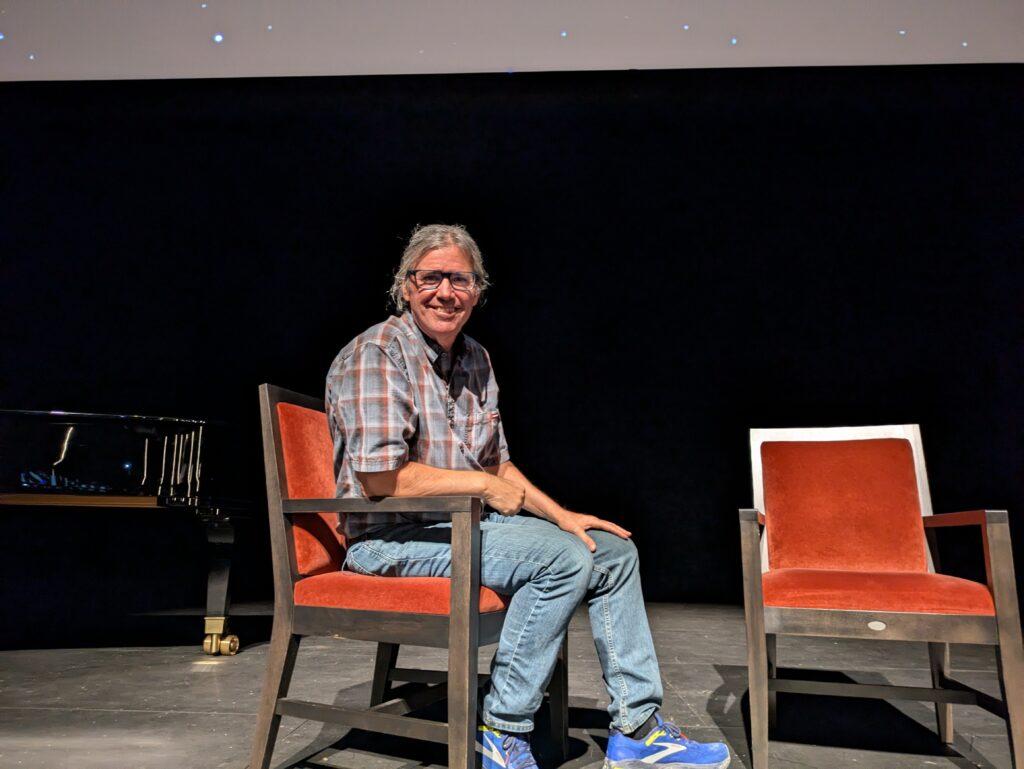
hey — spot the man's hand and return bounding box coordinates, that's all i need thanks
[482,473,526,515]
[555,510,632,552]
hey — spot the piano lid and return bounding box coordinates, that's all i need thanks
[0,408,209,425]
[0,409,221,498]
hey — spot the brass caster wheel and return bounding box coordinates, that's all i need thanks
[219,634,240,656]
[203,633,221,655]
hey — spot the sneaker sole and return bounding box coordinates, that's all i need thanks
[603,757,731,769]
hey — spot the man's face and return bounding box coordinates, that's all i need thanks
[402,245,479,349]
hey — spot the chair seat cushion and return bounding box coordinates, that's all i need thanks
[762,568,995,615]
[294,570,510,615]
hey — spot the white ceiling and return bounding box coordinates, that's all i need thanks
[0,0,1021,82]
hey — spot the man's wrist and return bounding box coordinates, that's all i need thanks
[547,505,571,527]
[474,471,492,499]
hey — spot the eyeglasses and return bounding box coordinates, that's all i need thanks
[407,270,480,291]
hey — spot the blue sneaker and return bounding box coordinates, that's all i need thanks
[605,714,731,768]
[477,725,539,769]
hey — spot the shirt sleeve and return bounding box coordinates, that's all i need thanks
[497,414,510,464]
[483,345,511,465]
[328,342,417,473]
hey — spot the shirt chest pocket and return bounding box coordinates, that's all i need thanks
[466,409,502,459]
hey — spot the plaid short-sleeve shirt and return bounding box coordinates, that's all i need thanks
[326,311,510,539]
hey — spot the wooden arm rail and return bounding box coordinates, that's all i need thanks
[924,509,1009,527]
[922,510,1015,610]
[282,495,482,515]
[744,509,1011,529]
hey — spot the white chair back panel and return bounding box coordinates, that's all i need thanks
[749,424,934,574]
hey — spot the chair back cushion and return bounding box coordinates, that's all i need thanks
[276,402,346,577]
[761,438,928,572]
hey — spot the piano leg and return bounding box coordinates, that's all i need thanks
[201,515,239,656]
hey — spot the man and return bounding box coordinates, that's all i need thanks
[326,224,730,769]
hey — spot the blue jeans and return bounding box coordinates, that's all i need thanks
[343,512,663,734]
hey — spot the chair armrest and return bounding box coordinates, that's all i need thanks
[741,511,765,565]
[924,510,1018,616]
[282,495,482,515]
[738,509,767,625]
[738,509,764,576]
[923,509,1008,528]
[739,508,766,526]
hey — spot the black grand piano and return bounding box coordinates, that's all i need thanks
[0,409,246,655]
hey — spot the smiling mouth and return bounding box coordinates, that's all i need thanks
[430,306,460,318]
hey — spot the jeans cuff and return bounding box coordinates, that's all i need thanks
[482,712,534,734]
[614,706,659,735]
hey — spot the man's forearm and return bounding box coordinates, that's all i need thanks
[358,461,489,498]
[491,461,565,524]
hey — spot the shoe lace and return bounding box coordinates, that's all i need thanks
[502,733,539,769]
[658,718,688,742]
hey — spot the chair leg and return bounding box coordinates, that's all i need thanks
[370,642,400,707]
[928,642,953,744]
[248,619,301,769]
[995,636,1024,768]
[986,514,1024,769]
[448,508,481,769]
[766,633,778,731]
[447,626,479,769]
[746,628,770,769]
[547,632,570,763]
[739,511,769,769]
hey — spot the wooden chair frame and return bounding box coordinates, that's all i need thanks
[249,384,569,769]
[740,424,1024,769]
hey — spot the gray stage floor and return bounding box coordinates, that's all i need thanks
[0,603,1014,769]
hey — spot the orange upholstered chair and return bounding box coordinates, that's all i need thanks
[249,385,569,769]
[739,425,1023,769]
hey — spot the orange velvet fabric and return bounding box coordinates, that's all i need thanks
[277,402,512,614]
[277,403,345,577]
[294,571,510,614]
[762,568,995,615]
[761,438,929,572]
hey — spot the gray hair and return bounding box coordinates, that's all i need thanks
[389,224,490,312]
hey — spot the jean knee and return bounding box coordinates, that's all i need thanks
[594,531,639,572]
[618,535,639,565]
[549,539,594,585]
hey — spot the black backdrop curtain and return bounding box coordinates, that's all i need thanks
[1,64,1021,645]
